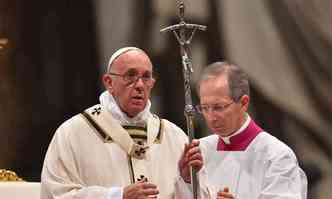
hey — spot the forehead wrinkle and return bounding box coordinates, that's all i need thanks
[200,77,232,104]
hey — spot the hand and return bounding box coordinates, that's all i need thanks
[123,181,159,199]
[217,187,234,199]
[178,139,203,183]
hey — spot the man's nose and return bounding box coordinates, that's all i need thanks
[204,111,217,120]
[203,107,216,115]
[133,77,145,88]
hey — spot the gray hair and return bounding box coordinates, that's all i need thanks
[197,61,250,102]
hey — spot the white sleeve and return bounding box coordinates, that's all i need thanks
[174,176,192,198]
[260,149,308,199]
[107,187,123,199]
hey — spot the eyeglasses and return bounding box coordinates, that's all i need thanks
[196,102,234,114]
[109,71,155,86]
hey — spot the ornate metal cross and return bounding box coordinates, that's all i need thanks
[160,1,206,199]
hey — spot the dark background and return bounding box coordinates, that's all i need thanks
[1,1,331,198]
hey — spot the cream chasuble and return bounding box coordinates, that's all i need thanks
[41,104,189,199]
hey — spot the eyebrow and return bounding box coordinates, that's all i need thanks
[124,68,153,74]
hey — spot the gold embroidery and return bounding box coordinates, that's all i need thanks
[0,169,24,181]
[154,119,164,144]
[127,155,135,183]
[124,127,147,139]
[81,112,113,143]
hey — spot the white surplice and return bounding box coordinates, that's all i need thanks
[199,116,308,199]
[41,95,190,199]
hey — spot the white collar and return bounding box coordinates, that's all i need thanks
[99,91,152,127]
[220,114,250,144]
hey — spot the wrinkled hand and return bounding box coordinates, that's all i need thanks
[123,181,159,199]
[178,139,203,183]
[217,187,234,199]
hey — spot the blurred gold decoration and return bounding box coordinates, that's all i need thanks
[0,38,9,50]
[0,169,24,181]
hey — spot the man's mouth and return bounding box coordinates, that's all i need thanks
[132,95,144,100]
[211,125,223,131]
[131,96,144,104]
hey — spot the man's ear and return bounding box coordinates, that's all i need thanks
[150,78,156,89]
[240,95,250,111]
[102,74,113,93]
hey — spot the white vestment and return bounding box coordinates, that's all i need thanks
[199,116,308,199]
[41,104,189,199]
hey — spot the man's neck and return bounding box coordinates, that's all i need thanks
[220,113,250,144]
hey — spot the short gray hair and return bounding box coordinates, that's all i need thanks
[197,61,250,102]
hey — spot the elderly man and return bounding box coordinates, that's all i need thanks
[41,47,202,199]
[195,62,307,199]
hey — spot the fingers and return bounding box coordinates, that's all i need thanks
[140,182,159,195]
[191,139,200,146]
[179,140,201,166]
[139,181,156,188]
[217,192,234,199]
[123,182,159,199]
[184,140,203,168]
[141,188,159,196]
[183,139,200,153]
[217,187,234,199]
[182,142,191,158]
[179,139,203,183]
[185,147,202,161]
[186,153,203,170]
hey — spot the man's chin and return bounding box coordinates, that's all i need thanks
[211,127,222,133]
[211,128,228,137]
[215,131,234,137]
[127,104,146,116]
